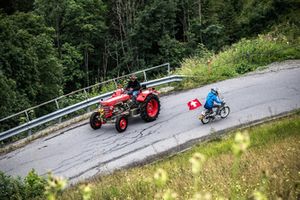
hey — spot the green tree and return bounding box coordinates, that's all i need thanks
[131,0,179,66]
[34,0,70,57]
[98,0,145,76]
[62,0,107,87]
[236,0,300,38]
[0,12,63,117]
[61,43,83,92]
[0,0,34,14]
[0,74,20,119]
[35,0,107,89]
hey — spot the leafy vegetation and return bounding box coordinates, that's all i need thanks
[0,0,299,120]
[177,32,300,89]
[0,12,63,118]
[0,169,46,200]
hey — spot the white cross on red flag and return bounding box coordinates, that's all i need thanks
[187,98,202,110]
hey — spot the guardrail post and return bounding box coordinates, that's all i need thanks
[143,71,147,82]
[113,79,118,89]
[83,88,88,99]
[167,63,170,75]
[83,89,91,112]
[25,111,32,136]
[55,99,62,123]
[55,99,60,109]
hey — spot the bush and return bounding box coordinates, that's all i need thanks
[24,170,46,199]
[177,33,300,89]
[0,172,25,200]
[214,34,300,74]
[0,169,46,200]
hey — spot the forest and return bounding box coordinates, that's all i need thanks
[0,0,299,119]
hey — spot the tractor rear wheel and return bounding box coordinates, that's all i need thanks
[140,94,160,122]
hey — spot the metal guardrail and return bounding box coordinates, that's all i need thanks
[0,74,183,142]
[0,63,171,123]
[0,63,171,136]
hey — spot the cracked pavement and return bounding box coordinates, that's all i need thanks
[0,60,300,183]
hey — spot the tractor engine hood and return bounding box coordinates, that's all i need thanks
[101,94,130,107]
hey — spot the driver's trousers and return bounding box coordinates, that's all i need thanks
[127,90,139,102]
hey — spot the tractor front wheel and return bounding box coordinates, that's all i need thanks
[140,94,160,122]
[90,112,102,130]
[115,116,128,133]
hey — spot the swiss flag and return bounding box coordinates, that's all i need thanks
[187,98,202,110]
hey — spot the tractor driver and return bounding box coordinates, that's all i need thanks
[126,74,141,103]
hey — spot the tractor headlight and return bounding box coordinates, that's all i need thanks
[98,108,104,114]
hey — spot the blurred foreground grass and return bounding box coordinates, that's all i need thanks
[61,113,300,200]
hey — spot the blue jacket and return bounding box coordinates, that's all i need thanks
[204,92,222,109]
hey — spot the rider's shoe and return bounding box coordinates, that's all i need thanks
[208,111,215,117]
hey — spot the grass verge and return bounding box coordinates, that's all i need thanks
[176,33,300,90]
[60,113,300,199]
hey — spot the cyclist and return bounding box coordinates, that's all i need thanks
[204,87,223,115]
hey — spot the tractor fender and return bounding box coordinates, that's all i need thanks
[136,90,154,102]
[137,88,159,102]
[136,91,149,102]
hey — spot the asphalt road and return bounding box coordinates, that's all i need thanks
[1,61,300,183]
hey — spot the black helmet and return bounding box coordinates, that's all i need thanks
[211,87,219,95]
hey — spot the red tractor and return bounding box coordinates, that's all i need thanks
[89,87,160,132]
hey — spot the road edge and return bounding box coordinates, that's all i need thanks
[81,108,300,183]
